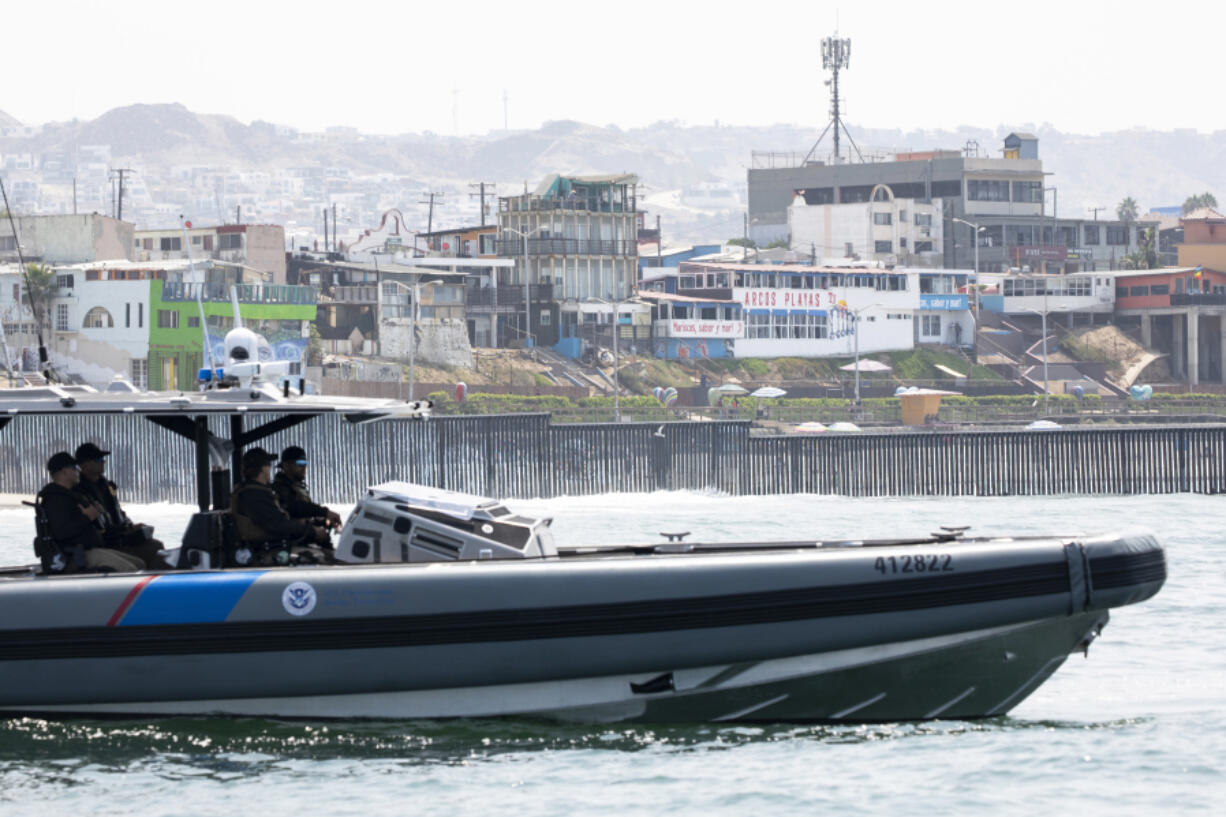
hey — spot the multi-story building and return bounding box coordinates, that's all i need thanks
[788,187,945,265]
[749,134,1141,273]
[498,174,639,348]
[648,261,973,359]
[133,223,287,283]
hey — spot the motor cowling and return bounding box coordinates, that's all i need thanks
[335,482,556,564]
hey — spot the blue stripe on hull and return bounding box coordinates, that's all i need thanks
[120,572,265,626]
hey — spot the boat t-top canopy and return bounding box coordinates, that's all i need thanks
[0,385,430,511]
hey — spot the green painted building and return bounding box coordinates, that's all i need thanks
[147,280,318,390]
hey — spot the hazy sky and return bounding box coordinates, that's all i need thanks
[4,0,1223,136]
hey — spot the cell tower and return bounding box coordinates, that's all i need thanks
[803,33,863,165]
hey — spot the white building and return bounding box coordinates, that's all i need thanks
[668,261,974,359]
[788,186,945,266]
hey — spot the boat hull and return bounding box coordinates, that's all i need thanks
[0,531,1164,722]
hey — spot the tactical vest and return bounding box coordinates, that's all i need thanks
[230,481,274,544]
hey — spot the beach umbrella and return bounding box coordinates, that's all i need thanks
[794,421,827,434]
[827,421,862,433]
[1025,420,1063,431]
[714,383,748,394]
[751,386,787,398]
[839,360,892,373]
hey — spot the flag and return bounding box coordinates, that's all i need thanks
[1194,266,1203,279]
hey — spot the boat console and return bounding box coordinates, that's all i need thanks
[334,482,557,563]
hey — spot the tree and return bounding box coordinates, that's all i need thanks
[21,263,55,328]
[1182,192,1219,215]
[1121,227,1159,270]
[726,238,756,248]
[1116,197,1139,223]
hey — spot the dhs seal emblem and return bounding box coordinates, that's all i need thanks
[282,581,317,616]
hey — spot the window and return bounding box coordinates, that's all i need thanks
[129,359,148,390]
[921,314,942,336]
[187,316,200,328]
[968,179,1010,202]
[138,303,143,328]
[82,306,114,328]
[844,242,854,256]
[0,235,16,251]
[1149,284,1169,295]
[1012,181,1043,203]
[1117,287,1129,298]
[898,210,908,222]
[1129,286,1149,296]
[202,235,214,251]
[1084,225,1100,245]
[873,212,892,225]
[125,303,131,328]
[56,274,74,289]
[747,312,771,339]
[157,309,179,329]
[219,233,242,250]
[192,235,202,245]
[700,307,717,320]
[899,237,908,249]
[1106,226,1128,245]
[915,241,934,253]
[56,303,69,331]
[479,233,496,255]
[540,311,552,326]
[142,238,153,250]
[915,213,932,227]
[874,240,892,254]
[159,237,182,251]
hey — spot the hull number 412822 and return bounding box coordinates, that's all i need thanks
[874,554,954,574]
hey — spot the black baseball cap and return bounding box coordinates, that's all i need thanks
[280,445,308,465]
[74,442,111,462]
[241,447,278,469]
[47,452,78,473]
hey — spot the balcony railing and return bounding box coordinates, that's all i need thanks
[465,284,554,308]
[499,195,637,214]
[161,282,318,305]
[494,238,637,257]
[1170,293,1226,306]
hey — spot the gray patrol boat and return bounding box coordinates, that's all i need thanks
[0,303,1165,723]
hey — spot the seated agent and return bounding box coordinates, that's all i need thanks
[231,447,330,565]
[36,452,146,573]
[73,442,166,569]
[272,445,342,531]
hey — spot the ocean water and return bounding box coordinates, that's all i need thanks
[0,492,1221,816]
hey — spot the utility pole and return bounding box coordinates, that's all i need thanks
[322,208,329,252]
[111,168,134,221]
[236,205,241,225]
[332,203,338,250]
[72,178,77,215]
[470,183,496,227]
[420,192,444,236]
[1089,206,1105,221]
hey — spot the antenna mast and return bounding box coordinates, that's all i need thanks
[803,34,863,165]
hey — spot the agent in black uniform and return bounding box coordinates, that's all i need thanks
[272,445,342,530]
[36,452,145,573]
[73,442,166,568]
[230,447,329,565]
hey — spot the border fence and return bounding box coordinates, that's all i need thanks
[2,414,1225,503]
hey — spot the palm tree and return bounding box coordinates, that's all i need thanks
[1117,197,1139,223]
[1182,192,1219,215]
[1121,227,1159,270]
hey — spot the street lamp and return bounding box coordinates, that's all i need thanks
[952,217,985,361]
[1020,295,1067,417]
[850,302,882,405]
[501,225,544,349]
[587,295,626,422]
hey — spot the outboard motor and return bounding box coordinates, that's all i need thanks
[335,482,557,564]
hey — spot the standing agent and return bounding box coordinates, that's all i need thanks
[73,442,166,568]
[36,452,145,573]
[273,445,342,531]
